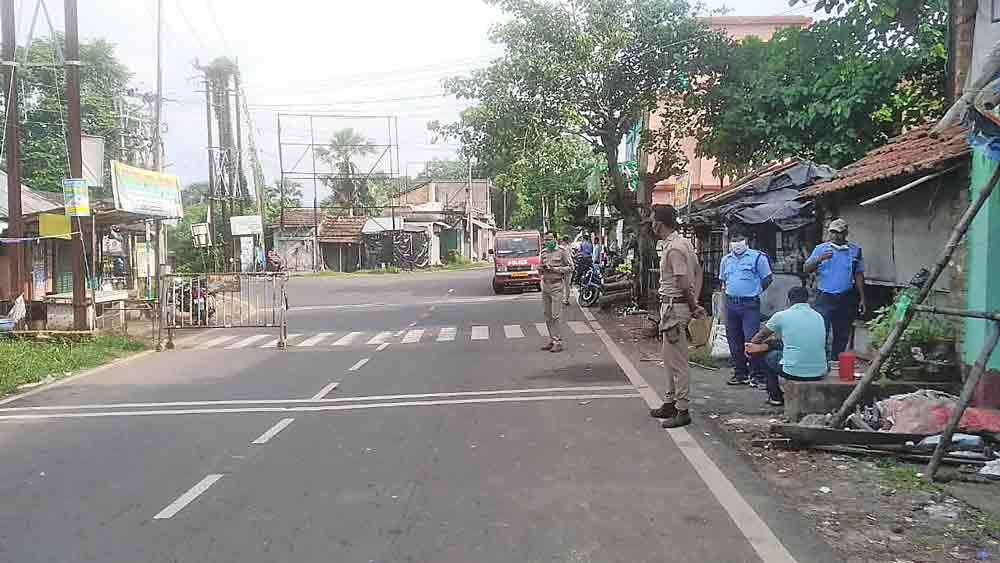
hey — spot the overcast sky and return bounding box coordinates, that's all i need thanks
[25,0,816,201]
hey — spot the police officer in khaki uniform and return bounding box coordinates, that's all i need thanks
[648,206,705,428]
[539,230,574,353]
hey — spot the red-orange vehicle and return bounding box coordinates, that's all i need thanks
[491,230,542,294]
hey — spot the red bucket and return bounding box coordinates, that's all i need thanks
[838,351,855,382]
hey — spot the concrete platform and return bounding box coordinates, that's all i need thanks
[784,375,960,420]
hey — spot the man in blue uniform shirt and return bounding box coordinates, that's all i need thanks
[804,218,869,360]
[719,230,773,386]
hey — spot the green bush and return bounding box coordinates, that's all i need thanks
[867,291,955,378]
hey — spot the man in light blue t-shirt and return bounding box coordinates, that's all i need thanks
[745,286,827,406]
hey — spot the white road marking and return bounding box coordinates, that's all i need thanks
[0,394,641,421]
[376,343,390,352]
[588,311,798,563]
[251,418,295,444]
[470,326,489,340]
[332,332,363,346]
[348,358,370,371]
[567,321,593,334]
[408,321,418,327]
[535,323,549,337]
[297,332,333,347]
[309,381,340,400]
[503,324,524,339]
[291,294,537,312]
[0,385,639,412]
[401,329,424,344]
[367,331,393,344]
[153,474,224,519]
[195,335,239,349]
[447,288,454,293]
[262,333,301,348]
[225,335,270,349]
[437,327,457,342]
[581,308,597,322]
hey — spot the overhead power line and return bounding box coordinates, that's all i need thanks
[204,0,231,53]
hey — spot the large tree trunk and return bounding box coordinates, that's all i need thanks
[602,136,653,308]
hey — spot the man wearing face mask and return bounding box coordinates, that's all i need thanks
[804,218,868,360]
[648,205,706,429]
[539,231,574,353]
[719,230,773,386]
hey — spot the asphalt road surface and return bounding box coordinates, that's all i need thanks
[0,268,837,563]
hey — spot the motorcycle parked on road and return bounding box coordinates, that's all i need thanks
[577,260,603,307]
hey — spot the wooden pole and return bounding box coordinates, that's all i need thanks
[927,321,1000,480]
[1,0,23,300]
[64,0,88,331]
[832,162,1000,427]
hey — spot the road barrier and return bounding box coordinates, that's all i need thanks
[159,272,289,349]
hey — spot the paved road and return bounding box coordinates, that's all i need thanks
[0,268,836,563]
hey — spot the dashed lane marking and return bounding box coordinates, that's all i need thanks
[153,474,224,520]
[251,418,295,445]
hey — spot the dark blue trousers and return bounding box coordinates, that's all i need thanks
[814,291,857,360]
[762,349,813,403]
[725,298,763,378]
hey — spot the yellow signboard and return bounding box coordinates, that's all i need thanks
[111,160,183,218]
[672,174,691,208]
[63,178,90,217]
[39,213,72,240]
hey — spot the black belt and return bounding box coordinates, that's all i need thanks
[726,295,760,304]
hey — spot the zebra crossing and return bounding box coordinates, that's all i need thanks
[184,321,598,351]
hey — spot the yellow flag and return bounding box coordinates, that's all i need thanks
[39,213,72,240]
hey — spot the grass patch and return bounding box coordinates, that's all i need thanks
[872,459,944,493]
[0,335,148,395]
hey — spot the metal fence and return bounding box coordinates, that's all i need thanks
[159,272,288,349]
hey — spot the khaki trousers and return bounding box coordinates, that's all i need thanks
[562,276,570,303]
[660,301,692,411]
[542,279,564,342]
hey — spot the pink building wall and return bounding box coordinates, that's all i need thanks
[649,16,811,206]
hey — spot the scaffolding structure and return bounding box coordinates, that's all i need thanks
[275,114,401,271]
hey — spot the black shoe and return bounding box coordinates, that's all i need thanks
[766,398,785,407]
[649,402,678,419]
[662,410,692,428]
[727,375,751,386]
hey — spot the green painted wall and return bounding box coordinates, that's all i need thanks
[964,148,1000,368]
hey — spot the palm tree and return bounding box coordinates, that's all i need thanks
[316,128,378,216]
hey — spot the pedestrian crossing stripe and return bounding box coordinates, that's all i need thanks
[188,323,597,350]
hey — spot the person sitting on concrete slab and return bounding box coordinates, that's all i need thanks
[745,286,828,407]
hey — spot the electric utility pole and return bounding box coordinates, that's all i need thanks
[152,0,164,311]
[1,0,22,299]
[64,0,88,330]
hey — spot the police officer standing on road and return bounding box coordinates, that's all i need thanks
[720,229,773,386]
[648,206,706,429]
[540,231,574,353]
[804,218,868,361]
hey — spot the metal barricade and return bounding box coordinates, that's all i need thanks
[159,272,289,349]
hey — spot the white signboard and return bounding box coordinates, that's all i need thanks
[230,215,264,236]
[191,223,212,248]
[111,161,183,219]
[82,135,105,188]
[240,237,255,272]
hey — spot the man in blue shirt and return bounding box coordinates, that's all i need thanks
[804,218,869,360]
[719,229,773,386]
[746,286,828,406]
[574,234,594,289]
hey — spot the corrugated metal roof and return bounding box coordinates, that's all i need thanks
[802,125,970,197]
[0,171,62,219]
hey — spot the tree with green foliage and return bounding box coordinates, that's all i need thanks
[1,36,140,194]
[690,5,947,178]
[438,0,731,237]
[417,158,469,180]
[263,179,303,226]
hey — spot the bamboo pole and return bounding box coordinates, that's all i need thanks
[831,162,1000,427]
[927,321,1000,480]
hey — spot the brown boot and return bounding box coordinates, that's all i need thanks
[661,410,692,428]
[540,341,553,351]
[550,341,564,353]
